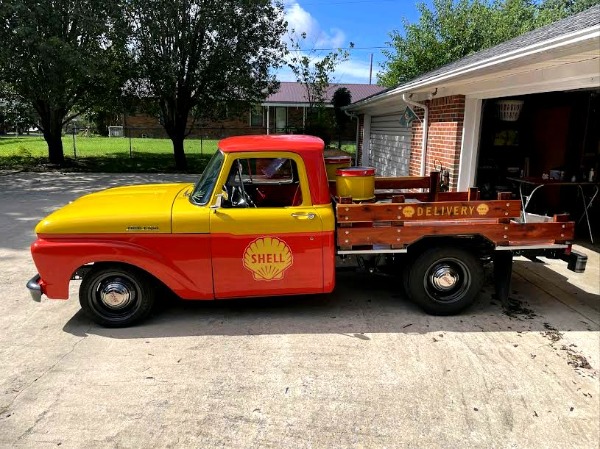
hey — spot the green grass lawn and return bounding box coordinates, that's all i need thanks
[0,135,219,173]
[0,135,356,173]
[0,135,219,157]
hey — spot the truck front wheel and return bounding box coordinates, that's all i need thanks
[79,265,155,327]
[405,247,483,315]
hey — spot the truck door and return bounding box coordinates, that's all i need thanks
[210,153,324,298]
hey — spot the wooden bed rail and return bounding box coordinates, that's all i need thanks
[337,199,522,223]
[335,188,575,250]
[374,171,442,202]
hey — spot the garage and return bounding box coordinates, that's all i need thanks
[477,90,599,238]
[368,113,413,176]
[348,6,599,240]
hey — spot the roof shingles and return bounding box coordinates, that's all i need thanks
[265,82,385,104]
[350,4,600,106]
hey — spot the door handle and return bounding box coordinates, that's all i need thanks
[291,212,316,219]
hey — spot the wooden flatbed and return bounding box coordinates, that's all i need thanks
[334,172,574,252]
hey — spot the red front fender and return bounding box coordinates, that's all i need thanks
[31,234,214,300]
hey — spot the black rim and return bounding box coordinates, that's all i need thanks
[422,257,471,303]
[89,273,142,322]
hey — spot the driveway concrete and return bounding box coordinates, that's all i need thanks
[0,172,598,449]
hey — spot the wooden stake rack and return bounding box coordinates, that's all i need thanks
[335,173,574,250]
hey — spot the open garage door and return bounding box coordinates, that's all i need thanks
[369,114,412,176]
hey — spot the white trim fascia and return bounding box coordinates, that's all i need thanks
[354,100,409,116]
[347,26,600,111]
[458,98,483,191]
[447,57,600,99]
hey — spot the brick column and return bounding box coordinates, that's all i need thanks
[409,95,466,190]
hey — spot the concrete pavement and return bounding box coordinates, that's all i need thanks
[0,172,598,448]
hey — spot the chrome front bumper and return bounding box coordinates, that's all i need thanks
[26,274,42,302]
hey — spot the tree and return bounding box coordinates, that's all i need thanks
[128,0,287,170]
[331,87,352,149]
[539,0,599,17]
[0,0,130,164]
[0,81,37,135]
[378,0,596,87]
[287,34,352,145]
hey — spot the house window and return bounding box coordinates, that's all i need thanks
[275,107,287,133]
[250,106,264,127]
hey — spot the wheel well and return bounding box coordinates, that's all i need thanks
[72,262,167,290]
[406,235,495,259]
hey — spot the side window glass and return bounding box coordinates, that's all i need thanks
[222,157,303,208]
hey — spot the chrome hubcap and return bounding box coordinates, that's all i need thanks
[429,264,459,291]
[99,280,133,309]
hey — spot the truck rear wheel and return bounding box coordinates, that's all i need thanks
[79,265,155,327]
[405,247,483,315]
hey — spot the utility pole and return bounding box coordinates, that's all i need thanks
[369,53,373,85]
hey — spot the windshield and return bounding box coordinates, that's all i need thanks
[190,150,224,205]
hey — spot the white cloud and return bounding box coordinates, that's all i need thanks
[283,1,346,50]
[276,2,379,84]
[284,1,317,38]
[335,60,374,84]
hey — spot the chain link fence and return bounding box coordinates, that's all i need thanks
[62,126,355,159]
[64,126,270,159]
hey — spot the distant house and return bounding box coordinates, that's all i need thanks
[259,82,385,135]
[123,82,385,140]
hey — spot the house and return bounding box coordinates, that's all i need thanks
[258,82,385,136]
[346,5,599,195]
[123,82,385,141]
[346,5,600,238]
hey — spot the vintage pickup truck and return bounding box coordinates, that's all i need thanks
[27,135,587,327]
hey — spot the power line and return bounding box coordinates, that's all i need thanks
[288,46,391,52]
[300,0,399,5]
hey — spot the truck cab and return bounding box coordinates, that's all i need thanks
[175,135,336,298]
[28,136,335,326]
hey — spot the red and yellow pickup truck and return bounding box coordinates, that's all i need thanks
[27,135,587,327]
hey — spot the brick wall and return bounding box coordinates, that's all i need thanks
[409,95,465,190]
[124,106,357,141]
[124,111,265,139]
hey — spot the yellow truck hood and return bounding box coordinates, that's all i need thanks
[36,183,193,234]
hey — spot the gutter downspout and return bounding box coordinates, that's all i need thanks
[402,93,428,176]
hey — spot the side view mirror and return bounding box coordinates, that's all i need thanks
[211,194,223,212]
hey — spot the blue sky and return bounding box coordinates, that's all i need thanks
[278,0,428,84]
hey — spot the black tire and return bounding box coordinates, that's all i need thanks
[79,265,155,327]
[405,246,484,315]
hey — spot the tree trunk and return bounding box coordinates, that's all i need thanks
[44,132,65,165]
[36,102,66,165]
[172,135,187,170]
[162,101,189,171]
[41,121,65,165]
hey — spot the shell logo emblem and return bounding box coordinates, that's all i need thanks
[476,204,490,215]
[402,206,415,218]
[243,237,293,281]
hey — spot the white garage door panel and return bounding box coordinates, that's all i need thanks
[369,114,412,176]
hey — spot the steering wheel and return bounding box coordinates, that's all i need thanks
[226,184,256,208]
